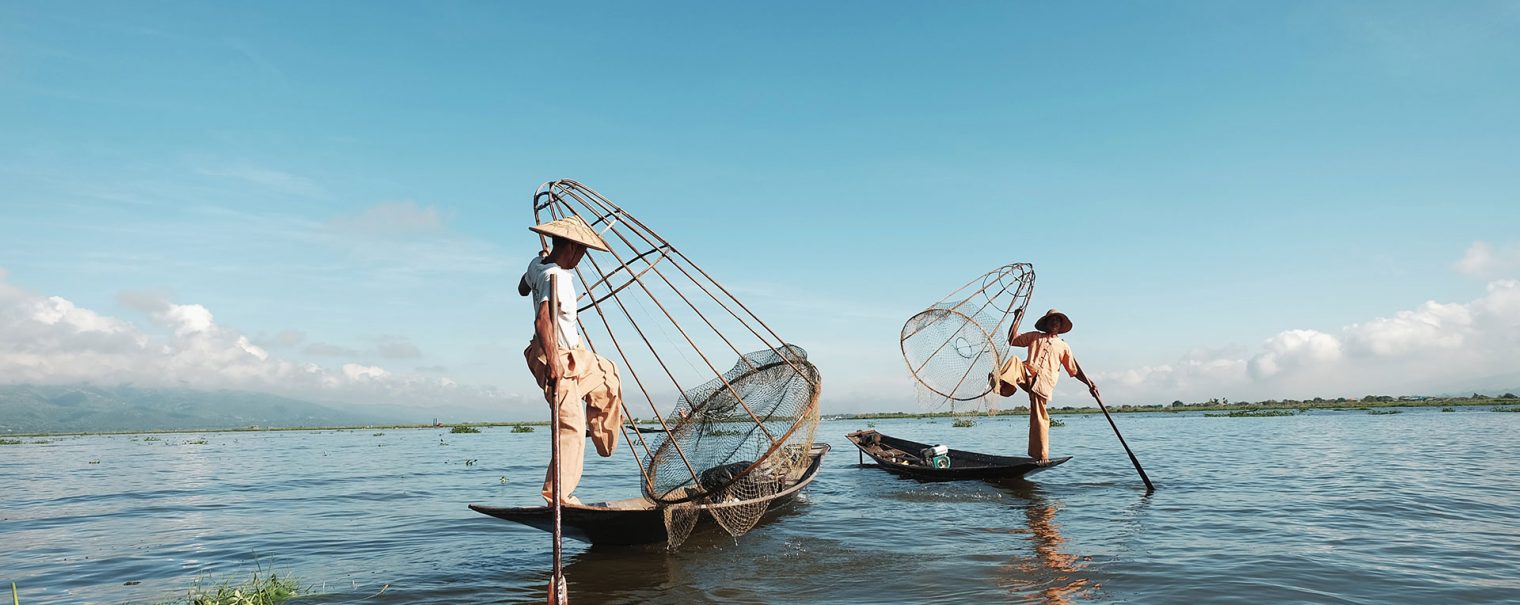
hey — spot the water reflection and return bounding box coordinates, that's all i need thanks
[994,479,1095,604]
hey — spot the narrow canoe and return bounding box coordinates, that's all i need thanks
[469,443,830,546]
[846,429,1068,481]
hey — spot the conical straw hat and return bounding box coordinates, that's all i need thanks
[529,215,611,252]
[1034,309,1072,334]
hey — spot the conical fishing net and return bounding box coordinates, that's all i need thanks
[532,180,824,550]
[900,263,1036,404]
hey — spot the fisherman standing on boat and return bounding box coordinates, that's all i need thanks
[519,216,624,504]
[1000,309,1096,463]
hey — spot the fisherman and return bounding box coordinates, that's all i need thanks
[519,215,624,505]
[1000,309,1097,463]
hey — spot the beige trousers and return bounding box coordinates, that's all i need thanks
[525,342,624,504]
[1027,390,1050,461]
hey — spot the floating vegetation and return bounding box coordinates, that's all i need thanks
[499,476,510,484]
[865,421,876,428]
[510,425,535,433]
[705,428,744,437]
[371,432,384,437]
[0,439,20,446]
[450,425,481,434]
[1441,407,1456,412]
[1205,409,1296,418]
[155,569,300,605]
[463,459,477,466]
[30,440,52,444]
[1493,406,1520,413]
[1049,418,1066,428]
[89,459,101,464]
[1368,409,1402,415]
[951,418,975,428]
[185,439,208,445]
[143,436,162,442]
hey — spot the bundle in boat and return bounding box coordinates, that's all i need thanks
[496,179,824,549]
[900,263,1035,407]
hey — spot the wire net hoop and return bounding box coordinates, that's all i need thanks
[899,263,1036,405]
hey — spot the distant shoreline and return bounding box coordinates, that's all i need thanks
[3,395,1517,438]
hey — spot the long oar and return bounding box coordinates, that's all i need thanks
[547,275,568,605]
[1075,361,1154,491]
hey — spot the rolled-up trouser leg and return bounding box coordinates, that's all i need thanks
[1028,391,1050,460]
[582,351,623,457]
[541,376,587,504]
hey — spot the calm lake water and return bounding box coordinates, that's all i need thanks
[4,408,1519,604]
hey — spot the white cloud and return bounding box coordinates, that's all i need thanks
[1343,301,1471,356]
[1455,241,1520,279]
[0,269,506,408]
[1100,278,1520,404]
[1249,329,1344,379]
[198,164,327,199]
[330,201,445,237]
[342,363,389,381]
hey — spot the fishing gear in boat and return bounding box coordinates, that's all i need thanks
[470,179,827,555]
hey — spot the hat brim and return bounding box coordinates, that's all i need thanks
[529,224,611,252]
[1035,313,1072,334]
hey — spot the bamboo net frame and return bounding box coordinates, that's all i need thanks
[900,263,1036,404]
[531,180,823,518]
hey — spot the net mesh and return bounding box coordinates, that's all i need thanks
[900,263,1035,404]
[645,345,819,503]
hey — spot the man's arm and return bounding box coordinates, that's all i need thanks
[1067,352,1099,397]
[1005,308,1025,345]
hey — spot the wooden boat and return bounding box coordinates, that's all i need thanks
[845,429,1068,481]
[469,443,830,546]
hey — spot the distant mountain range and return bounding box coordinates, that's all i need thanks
[0,384,423,434]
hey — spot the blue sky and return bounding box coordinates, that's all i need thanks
[3,1,1519,419]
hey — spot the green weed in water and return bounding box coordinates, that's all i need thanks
[371,432,384,437]
[510,425,534,433]
[951,418,975,428]
[0,439,21,446]
[1205,409,1295,418]
[1367,409,1402,415]
[1441,407,1456,412]
[1049,418,1066,428]
[143,436,162,442]
[1493,406,1520,413]
[155,570,300,605]
[450,425,481,434]
[705,428,744,437]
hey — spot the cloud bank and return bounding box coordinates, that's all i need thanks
[0,267,512,409]
[1094,266,1520,404]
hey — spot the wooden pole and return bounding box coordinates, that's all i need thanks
[1076,361,1154,492]
[548,273,567,604]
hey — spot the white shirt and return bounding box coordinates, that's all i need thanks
[523,257,580,349]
